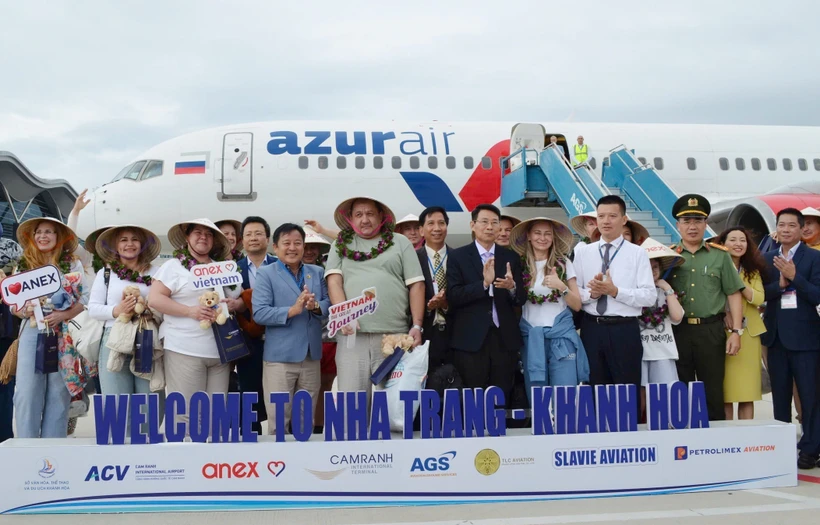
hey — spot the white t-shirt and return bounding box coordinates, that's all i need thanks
[88,264,158,328]
[639,288,681,361]
[152,258,241,359]
[522,259,576,327]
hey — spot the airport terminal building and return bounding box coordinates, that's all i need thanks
[0,151,77,238]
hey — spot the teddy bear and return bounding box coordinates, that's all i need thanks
[381,333,415,357]
[116,285,146,323]
[198,290,227,329]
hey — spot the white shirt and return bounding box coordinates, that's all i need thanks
[88,264,158,328]
[523,259,576,327]
[780,241,801,261]
[640,288,681,361]
[574,235,656,317]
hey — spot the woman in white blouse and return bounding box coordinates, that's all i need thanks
[510,218,588,400]
[88,225,163,417]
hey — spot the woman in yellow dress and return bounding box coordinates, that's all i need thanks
[717,227,769,420]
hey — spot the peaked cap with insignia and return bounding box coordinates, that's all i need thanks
[672,193,711,218]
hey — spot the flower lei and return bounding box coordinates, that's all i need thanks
[18,248,74,274]
[521,256,568,304]
[336,228,394,262]
[640,290,686,328]
[230,248,243,261]
[109,259,152,285]
[581,236,591,244]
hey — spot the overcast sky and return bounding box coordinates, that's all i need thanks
[1,0,816,192]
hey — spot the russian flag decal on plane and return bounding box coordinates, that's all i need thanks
[174,152,210,175]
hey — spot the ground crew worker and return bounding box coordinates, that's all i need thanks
[668,194,745,421]
[573,136,588,166]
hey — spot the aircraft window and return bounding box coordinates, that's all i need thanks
[767,158,776,171]
[112,163,134,182]
[446,156,456,169]
[428,157,438,169]
[337,156,346,169]
[686,157,697,170]
[638,157,646,164]
[654,157,664,170]
[782,158,792,171]
[355,156,365,169]
[318,156,328,169]
[140,160,163,180]
[410,157,420,169]
[391,156,402,169]
[735,158,745,171]
[798,158,808,171]
[373,156,383,169]
[719,158,729,171]
[815,158,820,171]
[751,158,761,171]
[298,156,309,169]
[464,156,474,170]
[481,156,492,169]
[589,158,597,170]
[124,161,147,180]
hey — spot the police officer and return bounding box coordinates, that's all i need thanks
[668,194,745,421]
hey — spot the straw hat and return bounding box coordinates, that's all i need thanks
[625,215,650,244]
[641,238,684,271]
[304,225,331,255]
[801,207,820,219]
[509,217,574,257]
[16,217,78,254]
[83,225,113,259]
[569,211,598,237]
[215,219,243,252]
[333,196,395,231]
[396,214,420,228]
[95,225,162,264]
[167,218,231,261]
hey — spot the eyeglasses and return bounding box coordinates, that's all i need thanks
[475,220,500,227]
[679,218,706,225]
[34,230,57,236]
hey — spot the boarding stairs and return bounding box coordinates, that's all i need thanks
[500,124,715,245]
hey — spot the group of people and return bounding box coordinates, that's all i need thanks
[0,189,818,470]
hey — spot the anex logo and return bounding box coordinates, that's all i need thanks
[1,265,61,311]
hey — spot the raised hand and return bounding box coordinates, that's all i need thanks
[73,189,90,214]
[494,262,515,289]
[482,257,496,288]
[544,266,566,291]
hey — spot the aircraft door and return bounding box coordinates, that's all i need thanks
[221,133,253,197]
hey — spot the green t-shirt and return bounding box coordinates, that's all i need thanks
[668,241,745,319]
[325,232,424,333]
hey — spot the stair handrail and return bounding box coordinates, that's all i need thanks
[500,146,529,175]
[572,158,611,200]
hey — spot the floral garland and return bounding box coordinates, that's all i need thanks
[580,236,591,244]
[640,290,685,329]
[109,259,152,285]
[336,228,394,262]
[18,248,74,274]
[230,248,243,261]
[521,256,567,304]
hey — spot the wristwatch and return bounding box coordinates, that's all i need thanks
[728,328,744,336]
[663,289,676,297]
[411,324,424,334]
[560,288,570,297]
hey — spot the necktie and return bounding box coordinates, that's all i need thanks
[596,243,611,315]
[433,252,446,325]
[481,251,500,327]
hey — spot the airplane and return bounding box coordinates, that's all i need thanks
[74,121,820,252]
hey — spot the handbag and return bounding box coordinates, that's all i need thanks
[67,268,109,362]
[133,317,154,374]
[35,323,59,374]
[212,316,250,364]
[235,288,265,339]
[370,348,405,385]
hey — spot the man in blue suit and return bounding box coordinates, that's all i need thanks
[762,208,820,470]
[253,223,330,436]
[231,216,276,434]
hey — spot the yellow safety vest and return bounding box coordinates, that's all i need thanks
[574,143,588,164]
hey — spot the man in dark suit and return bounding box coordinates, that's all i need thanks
[416,206,452,375]
[762,208,820,470]
[447,203,526,397]
[227,216,276,434]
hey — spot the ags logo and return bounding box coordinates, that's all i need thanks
[410,451,456,474]
[85,465,130,482]
[675,446,689,460]
[202,462,259,479]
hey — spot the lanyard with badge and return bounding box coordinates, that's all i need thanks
[598,239,625,279]
[778,250,798,310]
[428,253,447,294]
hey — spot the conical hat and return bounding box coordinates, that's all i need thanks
[333,196,395,231]
[570,211,598,237]
[625,215,650,245]
[396,214,419,227]
[303,226,331,254]
[509,217,574,257]
[84,225,113,258]
[16,217,78,254]
[641,238,684,271]
[167,218,231,261]
[95,225,163,264]
[800,207,820,219]
[215,219,243,252]
[500,215,521,227]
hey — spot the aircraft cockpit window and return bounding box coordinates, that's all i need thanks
[140,160,163,180]
[798,158,808,171]
[735,158,745,171]
[446,156,456,169]
[298,156,309,169]
[686,157,696,170]
[428,157,438,169]
[481,156,492,169]
[782,158,792,171]
[719,158,729,171]
[392,156,402,169]
[373,156,384,169]
[751,158,761,171]
[409,157,420,169]
[112,163,134,182]
[463,156,474,170]
[653,157,664,170]
[337,156,346,169]
[124,161,147,180]
[318,156,328,169]
[767,158,776,171]
[589,158,597,170]
[355,156,365,169]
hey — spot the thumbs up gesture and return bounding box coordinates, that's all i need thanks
[544,265,565,291]
[494,262,516,290]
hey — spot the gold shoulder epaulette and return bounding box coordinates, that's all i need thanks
[706,242,729,252]
[670,244,682,254]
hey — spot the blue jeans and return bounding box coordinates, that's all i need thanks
[14,323,70,438]
[0,339,14,442]
[98,327,165,434]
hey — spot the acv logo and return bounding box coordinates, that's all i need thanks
[202,462,259,479]
[410,451,456,472]
[85,465,129,482]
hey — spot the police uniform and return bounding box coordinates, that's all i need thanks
[668,194,745,421]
